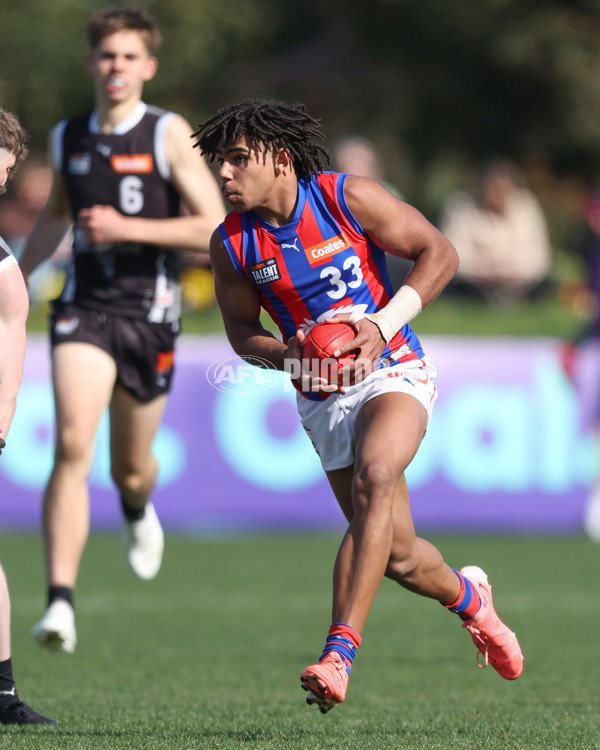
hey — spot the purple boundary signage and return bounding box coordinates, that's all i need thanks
[0,334,596,534]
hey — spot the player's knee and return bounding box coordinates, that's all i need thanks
[353,460,397,514]
[55,426,94,466]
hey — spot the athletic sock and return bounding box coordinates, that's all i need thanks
[0,659,16,705]
[443,569,481,620]
[320,623,361,674]
[48,585,73,609]
[120,494,146,522]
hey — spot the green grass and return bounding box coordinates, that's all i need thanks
[1,532,599,748]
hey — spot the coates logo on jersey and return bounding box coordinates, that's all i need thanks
[249,258,281,285]
[155,350,175,374]
[304,233,352,267]
[110,154,154,173]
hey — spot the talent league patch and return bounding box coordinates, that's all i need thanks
[68,153,92,175]
[249,257,281,285]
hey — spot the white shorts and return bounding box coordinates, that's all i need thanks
[296,357,438,471]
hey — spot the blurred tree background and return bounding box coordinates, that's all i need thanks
[3,0,600,332]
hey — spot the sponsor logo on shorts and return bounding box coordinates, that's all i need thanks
[386,369,429,385]
[110,153,153,173]
[155,350,174,374]
[68,153,91,175]
[249,258,281,285]
[54,316,80,335]
[304,233,352,267]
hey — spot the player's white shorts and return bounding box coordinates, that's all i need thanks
[296,357,438,471]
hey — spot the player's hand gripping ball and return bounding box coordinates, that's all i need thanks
[302,321,359,384]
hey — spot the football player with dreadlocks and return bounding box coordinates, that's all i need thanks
[194,99,523,713]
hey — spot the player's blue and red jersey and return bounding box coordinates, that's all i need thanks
[218,171,425,364]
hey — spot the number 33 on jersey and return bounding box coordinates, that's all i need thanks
[219,171,423,363]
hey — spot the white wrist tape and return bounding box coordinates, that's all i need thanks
[364,285,422,344]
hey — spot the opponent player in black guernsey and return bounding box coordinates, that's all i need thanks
[19,7,225,654]
[0,108,56,725]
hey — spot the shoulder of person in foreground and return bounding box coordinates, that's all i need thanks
[0,258,28,322]
[0,260,28,448]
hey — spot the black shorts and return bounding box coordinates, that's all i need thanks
[50,303,179,403]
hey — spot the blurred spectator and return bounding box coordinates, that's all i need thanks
[331,135,412,288]
[0,160,70,302]
[0,160,52,254]
[332,136,401,195]
[440,158,553,304]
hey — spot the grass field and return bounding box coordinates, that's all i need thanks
[0,532,598,748]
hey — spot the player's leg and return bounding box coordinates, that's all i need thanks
[330,469,460,601]
[331,392,458,629]
[336,396,521,679]
[44,343,116,586]
[331,395,522,683]
[32,342,116,653]
[384,472,461,598]
[302,391,429,711]
[380,428,523,680]
[302,390,522,710]
[109,387,167,580]
[0,566,56,725]
[0,566,10,663]
[109,387,166,508]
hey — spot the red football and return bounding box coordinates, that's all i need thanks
[302,321,358,382]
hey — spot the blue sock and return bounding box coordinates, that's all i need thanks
[320,623,361,674]
[444,569,481,620]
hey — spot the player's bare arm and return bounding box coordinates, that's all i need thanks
[332,176,459,362]
[210,231,286,367]
[0,264,28,446]
[211,231,338,392]
[78,115,225,251]
[212,236,340,394]
[344,176,459,302]
[166,115,226,248]
[19,162,72,280]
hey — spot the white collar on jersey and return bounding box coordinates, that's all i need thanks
[89,102,148,135]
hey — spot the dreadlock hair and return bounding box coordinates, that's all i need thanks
[193,99,330,179]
